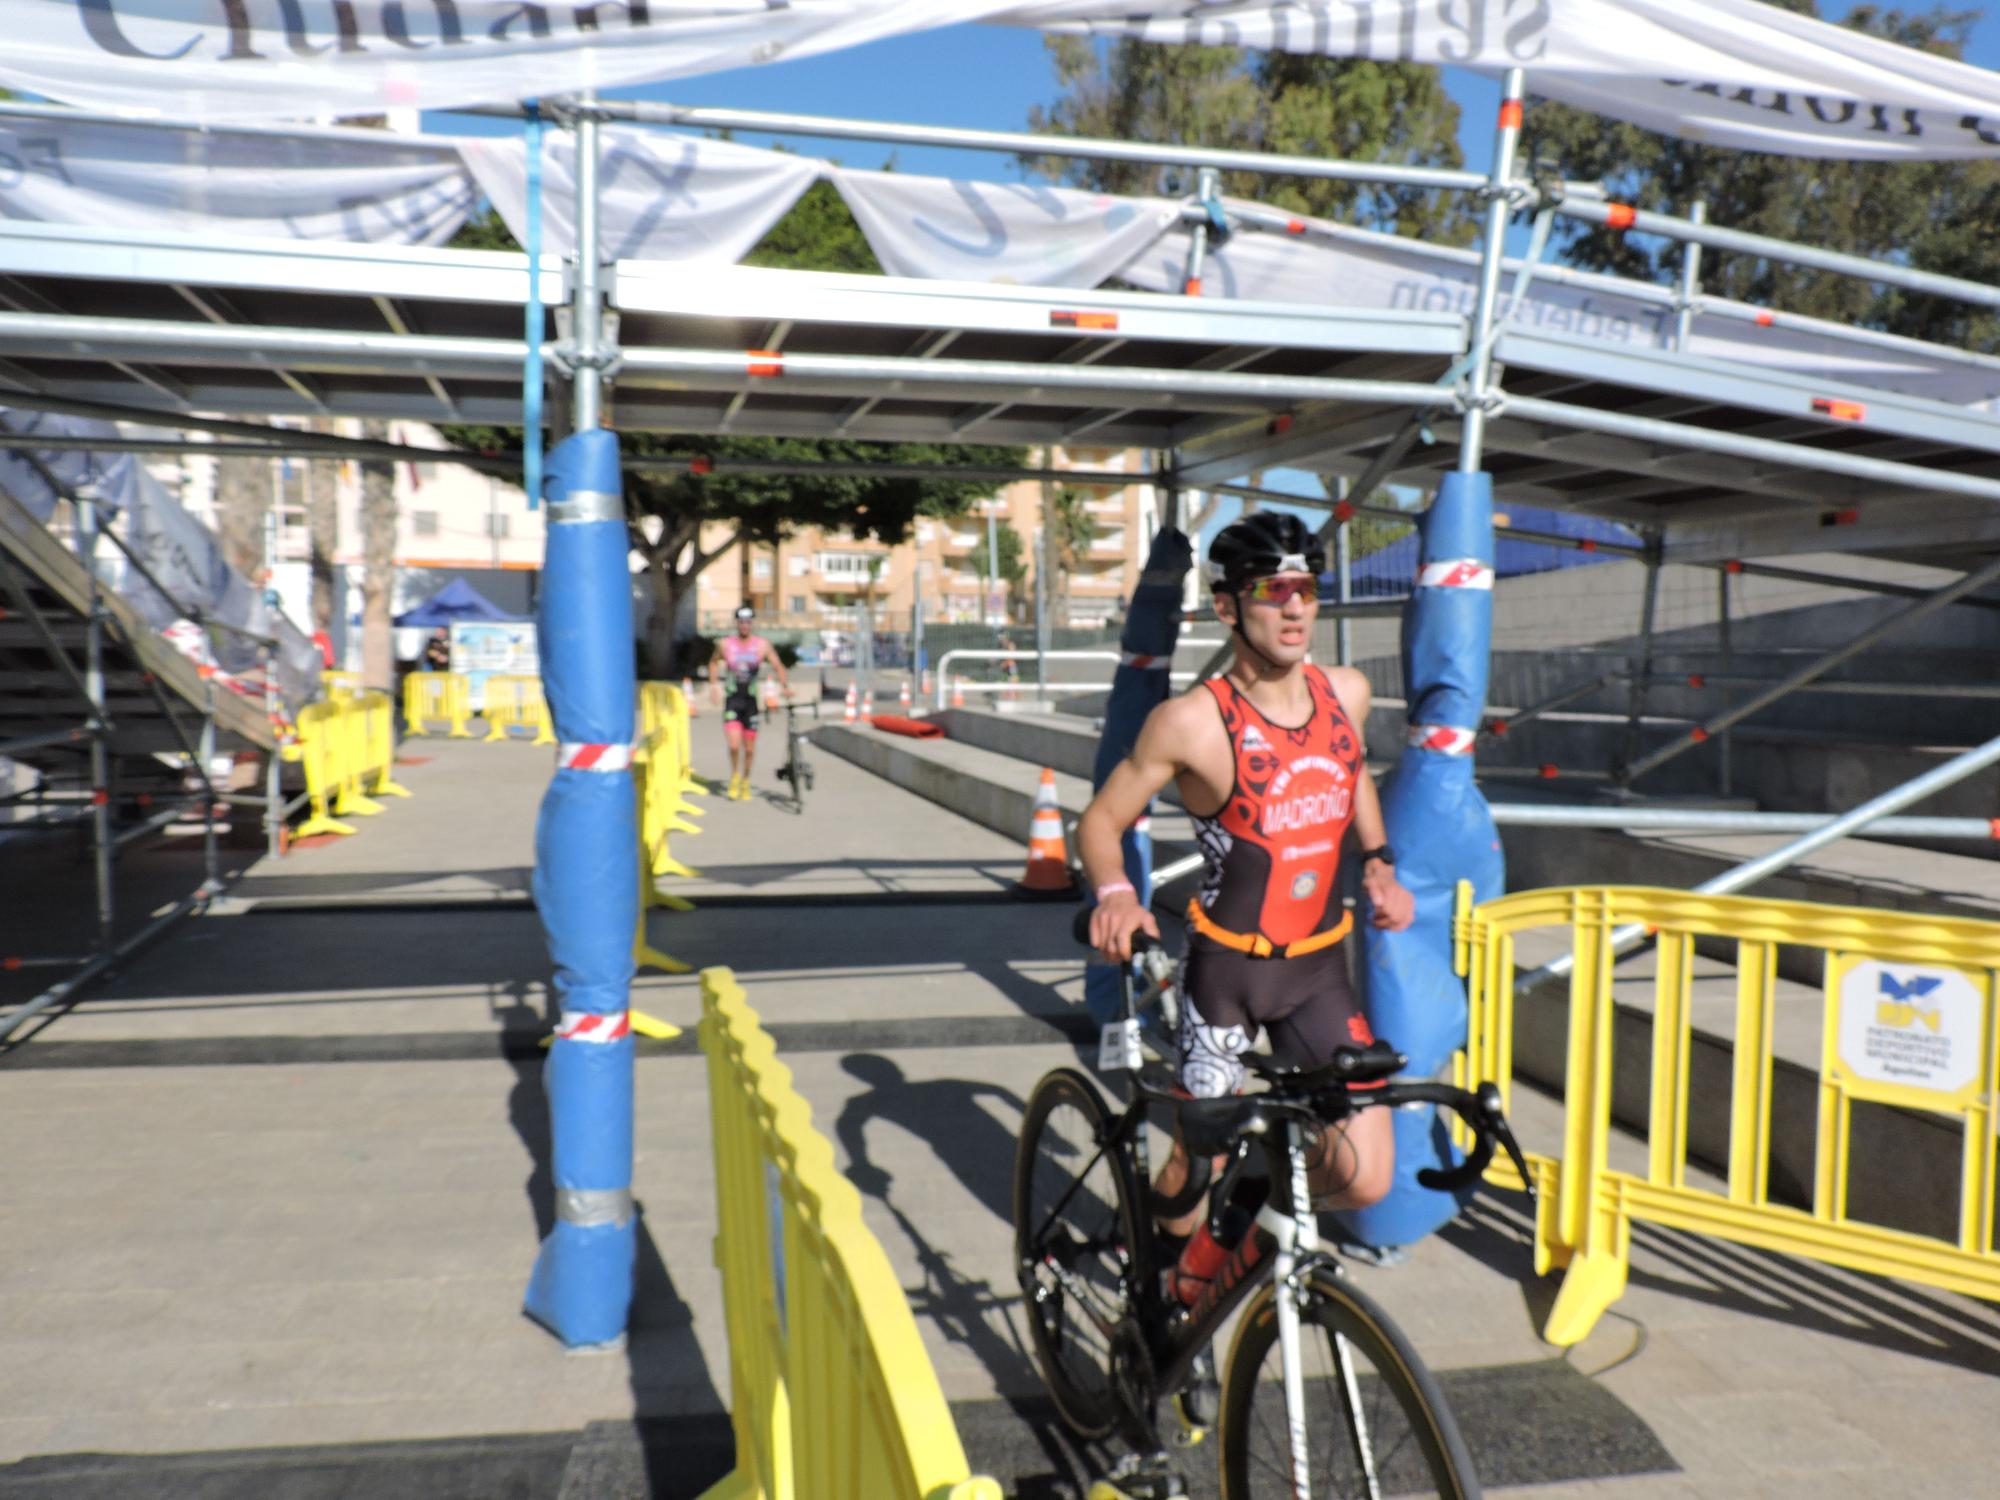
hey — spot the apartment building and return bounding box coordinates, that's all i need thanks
[691,446,1158,635]
[158,419,540,661]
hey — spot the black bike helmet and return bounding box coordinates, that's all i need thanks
[1205,511,1325,592]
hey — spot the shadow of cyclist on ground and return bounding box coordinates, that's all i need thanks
[832,1053,1122,1493]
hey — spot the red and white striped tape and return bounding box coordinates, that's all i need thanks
[555,1010,632,1043]
[557,742,633,772]
[1119,651,1172,670]
[1417,559,1493,591]
[1408,724,1477,755]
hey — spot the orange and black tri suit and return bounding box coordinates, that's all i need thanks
[1178,666,1374,1098]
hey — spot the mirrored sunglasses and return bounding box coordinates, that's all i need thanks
[1241,574,1320,606]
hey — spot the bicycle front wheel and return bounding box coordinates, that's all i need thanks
[1013,1067,1146,1440]
[1220,1268,1478,1500]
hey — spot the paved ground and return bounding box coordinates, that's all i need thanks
[2,711,1997,1498]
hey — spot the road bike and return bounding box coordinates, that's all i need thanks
[1013,917,1532,1499]
[771,700,815,812]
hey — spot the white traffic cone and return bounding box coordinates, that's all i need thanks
[843,683,858,723]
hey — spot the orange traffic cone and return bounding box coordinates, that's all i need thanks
[952,676,966,709]
[899,679,912,710]
[682,678,699,717]
[921,670,932,699]
[844,683,858,723]
[764,678,779,711]
[1013,767,1078,900]
[863,688,877,722]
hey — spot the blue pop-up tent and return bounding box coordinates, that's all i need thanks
[394,577,523,628]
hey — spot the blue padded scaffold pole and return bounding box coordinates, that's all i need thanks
[1084,527,1193,1027]
[1337,470,1505,1250]
[523,428,639,1347]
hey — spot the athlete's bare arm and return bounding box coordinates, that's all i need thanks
[762,639,790,692]
[1324,666,1415,932]
[1078,693,1216,961]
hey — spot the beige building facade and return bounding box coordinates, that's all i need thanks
[691,446,1158,635]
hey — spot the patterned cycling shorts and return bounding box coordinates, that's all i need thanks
[1177,938,1372,1099]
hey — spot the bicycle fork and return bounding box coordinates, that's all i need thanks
[1266,1121,1382,1500]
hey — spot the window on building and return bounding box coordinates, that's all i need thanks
[752,555,772,579]
[412,510,439,537]
[789,595,806,614]
[816,552,875,581]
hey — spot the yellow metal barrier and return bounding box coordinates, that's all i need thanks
[287,700,357,840]
[403,671,474,738]
[1456,884,2000,1345]
[322,669,363,702]
[481,674,557,745]
[352,690,411,802]
[698,969,1001,1500]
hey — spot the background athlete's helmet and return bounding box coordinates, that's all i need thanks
[1206,511,1325,591]
[733,605,755,622]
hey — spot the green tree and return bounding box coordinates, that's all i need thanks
[442,168,1020,673]
[1027,39,1472,241]
[1521,2,2000,350]
[968,522,1026,596]
[1043,485,1098,628]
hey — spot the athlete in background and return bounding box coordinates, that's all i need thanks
[1076,512,1414,1239]
[718,605,789,801]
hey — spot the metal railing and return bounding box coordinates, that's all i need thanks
[931,645,1222,710]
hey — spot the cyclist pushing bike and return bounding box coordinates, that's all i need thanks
[717,604,789,801]
[1079,511,1414,1234]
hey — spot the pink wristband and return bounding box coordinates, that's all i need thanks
[1095,880,1136,903]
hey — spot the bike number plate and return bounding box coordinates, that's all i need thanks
[1097,1018,1142,1073]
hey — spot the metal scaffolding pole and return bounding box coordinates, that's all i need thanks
[576,98,1502,197]
[1618,531,1664,777]
[1458,68,1527,475]
[1333,477,1353,668]
[1487,804,1999,839]
[1622,550,2000,786]
[1716,564,1734,797]
[1558,194,2000,315]
[1674,202,1707,351]
[76,497,114,954]
[1525,730,2000,991]
[1182,168,1219,294]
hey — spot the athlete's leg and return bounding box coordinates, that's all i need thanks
[1155,981,1254,1238]
[739,723,758,781]
[723,717,745,785]
[1263,958,1393,1210]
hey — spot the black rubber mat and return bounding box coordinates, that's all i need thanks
[0,1363,1671,1500]
[951,1359,1678,1499]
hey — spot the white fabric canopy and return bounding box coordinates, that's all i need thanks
[0,110,477,243]
[3,1,1998,159]
[461,127,823,263]
[832,169,1180,286]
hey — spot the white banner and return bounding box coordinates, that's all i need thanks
[0,110,476,243]
[1,2,1997,160]
[460,127,821,263]
[832,168,1180,286]
[1113,209,2000,411]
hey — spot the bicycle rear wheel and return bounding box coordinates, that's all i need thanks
[1014,1067,1147,1440]
[1220,1268,1478,1499]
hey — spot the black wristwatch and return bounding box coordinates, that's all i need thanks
[1360,845,1395,869]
